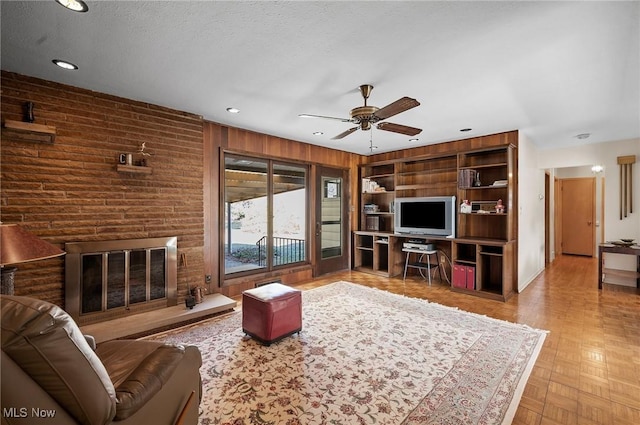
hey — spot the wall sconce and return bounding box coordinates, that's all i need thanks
[0,224,66,295]
[591,164,604,173]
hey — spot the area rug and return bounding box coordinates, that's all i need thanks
[146,281,546,425]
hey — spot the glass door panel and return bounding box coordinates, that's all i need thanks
[316,166,349,275]
[129,249,147,304]
[273,162,307,266]
[321,177,342,259]
[224,155,268,274]
[106,252,125,309]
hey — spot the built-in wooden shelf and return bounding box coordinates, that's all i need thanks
[356,143,517,302]
[3,119,57,142]
[117,164,153,174]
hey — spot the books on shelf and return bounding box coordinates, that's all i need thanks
[458,169,476,188]
[361,178,386,193]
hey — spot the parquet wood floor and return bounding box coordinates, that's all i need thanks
[254,254,639,425]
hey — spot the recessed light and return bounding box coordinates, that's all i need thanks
[575,133,590,140]
[55,0,89,12]
[409,138,419,142]
[313,132,324,136]
[460,128,472,132]
[52,59,78,70]
[226,107,240,114]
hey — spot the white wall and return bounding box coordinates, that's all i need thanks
[537,137,640,284]
[517,133,546,291]
[538,138,640,240]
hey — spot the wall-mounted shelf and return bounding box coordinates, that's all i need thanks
[117,164,153,174]
[2,119,56,143]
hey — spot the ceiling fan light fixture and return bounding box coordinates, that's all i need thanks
[52,59,78,70]
[55,0,88,12]
[226,107,240,114]
[300,84,422,140]
[409,138,419,142]
[313,131,323,136]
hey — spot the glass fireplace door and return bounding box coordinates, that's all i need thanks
[80,248,167,315]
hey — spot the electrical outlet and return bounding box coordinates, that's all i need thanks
[205,274,212,283]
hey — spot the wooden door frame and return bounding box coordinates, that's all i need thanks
[314,166,350,276]
[554,177,561,256]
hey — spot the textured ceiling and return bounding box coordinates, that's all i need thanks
[1,1,638,155]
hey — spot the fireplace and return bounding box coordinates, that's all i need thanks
[65,237,178,325]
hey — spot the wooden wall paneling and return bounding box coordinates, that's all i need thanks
[266,136,310,161]
[365,130,519,165]
[203,122,222,293]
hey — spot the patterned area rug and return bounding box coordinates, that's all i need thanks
[146,281,546,425]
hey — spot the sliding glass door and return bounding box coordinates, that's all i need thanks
[223,154,307,277]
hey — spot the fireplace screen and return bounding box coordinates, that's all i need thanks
[66,237,177,324]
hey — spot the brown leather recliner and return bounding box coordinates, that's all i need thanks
[1,295,202,425]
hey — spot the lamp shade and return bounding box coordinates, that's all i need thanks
[0,224,65,266]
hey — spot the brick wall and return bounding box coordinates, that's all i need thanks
[1,71,205,306]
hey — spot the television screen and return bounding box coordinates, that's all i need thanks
[394,196,455,236]
[400,201,446,230]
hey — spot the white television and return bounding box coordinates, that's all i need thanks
[394,196,456,237]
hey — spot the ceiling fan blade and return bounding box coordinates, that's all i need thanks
[298,113,352,123]
[332,127,359,140]
[376,122,422,136]
[373,97,420,120]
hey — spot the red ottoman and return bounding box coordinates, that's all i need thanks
[242,283,302,346]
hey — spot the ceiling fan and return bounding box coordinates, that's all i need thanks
[299,84,422,140]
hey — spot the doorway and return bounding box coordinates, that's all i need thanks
[558,177,596,256]
[315,166,349,275]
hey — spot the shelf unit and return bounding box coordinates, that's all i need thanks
[457,146,515,242]
[2,119,56,143]
[354,232,396,276]
[355,142,517,301]
[598,244,640,289]
[360,163,395,232]
[453,145,516,300]
[451,238,514,301]
[396,154,457,198]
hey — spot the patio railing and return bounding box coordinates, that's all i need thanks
[257,236,305,267]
